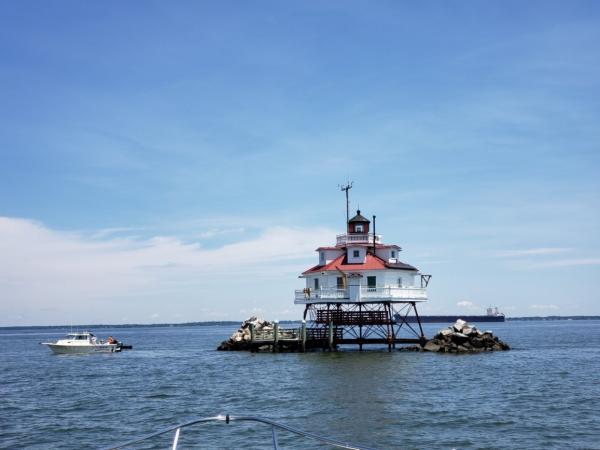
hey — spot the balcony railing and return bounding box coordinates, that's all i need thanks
[294,286,427,304]
[335,233,382,246]
[295,288,347,301]
[359,286,427,300]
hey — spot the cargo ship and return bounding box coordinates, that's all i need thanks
[397,307,505,324]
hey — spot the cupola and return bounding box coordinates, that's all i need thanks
[348,209,370,234]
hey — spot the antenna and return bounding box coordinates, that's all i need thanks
[338,181,353,226]
[372,215,376,254]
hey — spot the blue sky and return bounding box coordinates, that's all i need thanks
[1,1,599,325]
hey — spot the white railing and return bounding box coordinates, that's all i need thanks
[360,286,427,301]
[102,414,375,450]
[335,233,382,246]
[294,286,427,304]
[295,288,347,302]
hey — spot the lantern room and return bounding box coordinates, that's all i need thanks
[348,210,370,234]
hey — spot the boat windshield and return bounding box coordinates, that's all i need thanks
[67,334,89,340]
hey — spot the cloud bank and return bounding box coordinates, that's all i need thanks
[0,217,333,325]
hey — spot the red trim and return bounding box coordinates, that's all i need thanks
[302,253,415,275]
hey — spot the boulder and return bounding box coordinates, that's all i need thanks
[453,319,468,332]
[451,332,469,344]
[217,316,273,351]
[421,321,510,353]
[423,340,441,352]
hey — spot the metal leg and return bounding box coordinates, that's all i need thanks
[385,302,392,352]
[412,302,426,340]
[358,303,363,351]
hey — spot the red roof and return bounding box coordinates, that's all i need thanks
[302,253,417,275]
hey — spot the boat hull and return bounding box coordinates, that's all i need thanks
[44,343,118,354]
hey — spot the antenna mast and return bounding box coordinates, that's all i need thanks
[339,181,353,225]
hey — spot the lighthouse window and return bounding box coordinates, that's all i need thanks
[337,277,344,289]
[367,276,376,290]
[391,250,396,258]
[398,277,403,287]
[314,278,319,290]
[355,224,364,233]
[353,250,360,258]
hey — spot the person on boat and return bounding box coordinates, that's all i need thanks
[107,336,117,344]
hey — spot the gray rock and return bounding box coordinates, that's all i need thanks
[423,341,441,352]
[462,326,474,335]
[428,322,511,354]
[451,332,469,344]
[453,319,468,332]
[471,337,485,348]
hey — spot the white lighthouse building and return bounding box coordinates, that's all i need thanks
[295,210,428,305]
[294,207,430,350]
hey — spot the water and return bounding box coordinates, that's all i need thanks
[1,321,599,449]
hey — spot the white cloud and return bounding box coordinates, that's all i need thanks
[195,227,246,239]
[531,304,559,310]
[456,300,474,308]
[0,217,333,325]
[525,258,600,268]
[456,300,481,312]
[494,247,572,258]
[89,227,144,239]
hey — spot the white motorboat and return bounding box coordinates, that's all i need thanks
[41,331,119,354]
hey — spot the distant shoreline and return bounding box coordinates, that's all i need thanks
[506,316,600,321]
[1,316,599,330]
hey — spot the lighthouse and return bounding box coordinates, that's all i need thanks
[294,192,430,350]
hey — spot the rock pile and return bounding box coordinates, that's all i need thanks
[217,316,273,351]
[423,319,510,353]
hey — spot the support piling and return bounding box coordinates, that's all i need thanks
[273,321,279,353]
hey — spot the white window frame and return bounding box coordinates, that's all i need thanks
[355,224,364,233]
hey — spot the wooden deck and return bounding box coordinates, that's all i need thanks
[247,323,425,352]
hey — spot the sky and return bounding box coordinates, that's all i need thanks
[1,1,599,326]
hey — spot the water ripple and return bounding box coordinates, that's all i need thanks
[1,321,599,449]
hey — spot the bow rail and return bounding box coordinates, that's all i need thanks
[101,414,376,450]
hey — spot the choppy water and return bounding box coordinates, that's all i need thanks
[1,320,599,449]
